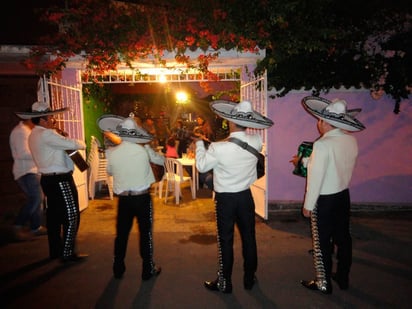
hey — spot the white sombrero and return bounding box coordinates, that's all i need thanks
[302,96,365,132]
[210,100,274,129]
[97,113,153,144]
[15,102,69,119]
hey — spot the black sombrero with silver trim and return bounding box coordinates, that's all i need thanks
[302,96,365,132]
[210,100,274,129]
[15,102,69,119]
[97,113,153,144]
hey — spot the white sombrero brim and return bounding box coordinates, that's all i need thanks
[302,97,365,132]
[210,100,274,129]
[97,114,153,143]
[15,107,69,120]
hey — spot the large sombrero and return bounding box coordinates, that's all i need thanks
[97,113,153,144]
[210,100,274,129]
[15,102,69,119]
[302,96,365,132]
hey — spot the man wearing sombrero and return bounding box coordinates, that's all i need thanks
[299,96,365,294]
[97,113,164,280]
[16,102,88,263]
[195,100,274,293]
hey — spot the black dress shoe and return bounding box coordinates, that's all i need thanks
[301,279,332,294]
[332,273,349,290]
[61,253,88,264]
[204,279,219,291]
[142,265,161,281]
[204,278,232,293]
[113,261,126,279]
[244,274,256,290]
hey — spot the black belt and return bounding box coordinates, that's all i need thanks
[42,172,72,177]
[118,189,149,196]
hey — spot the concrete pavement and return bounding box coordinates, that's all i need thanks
[1,188,411,308]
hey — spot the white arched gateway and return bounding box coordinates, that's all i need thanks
[53,48,271,218]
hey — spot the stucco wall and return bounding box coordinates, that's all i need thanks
[266,88,412,205]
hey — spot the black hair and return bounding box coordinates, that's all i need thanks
[31,116,48,125]
[167,136,176,147]
[31,117,41,125]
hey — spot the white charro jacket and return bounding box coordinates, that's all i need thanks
[303,128,358,211]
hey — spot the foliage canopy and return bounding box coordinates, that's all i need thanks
[26,0,411,113]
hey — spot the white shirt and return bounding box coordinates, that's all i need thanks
[196,131,262,193]
[29,126,86,174]
[106,142,165,194]
[303,128,358,211]
[9,121,38,180]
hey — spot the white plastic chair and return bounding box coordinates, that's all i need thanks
[87,136,113,200]
[153,162,167,199]
[163,158,195,205]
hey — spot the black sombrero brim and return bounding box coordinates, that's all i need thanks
[97,114,153,144]
[15,107,69,120]
[302,96,365,132]
[210,100,274,129]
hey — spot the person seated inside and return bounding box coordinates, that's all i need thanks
[165,136,178,158]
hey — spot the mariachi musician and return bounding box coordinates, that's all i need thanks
[16,102,88,263]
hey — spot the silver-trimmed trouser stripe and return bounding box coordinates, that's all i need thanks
[310,206,329,292]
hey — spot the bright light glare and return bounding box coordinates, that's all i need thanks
[159,74,167,83]
[176,91,188,104]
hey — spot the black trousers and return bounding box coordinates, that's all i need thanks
[114,193,155,273]
[40,172,80,259]
[311,189,352,282]
[214,189,258,281]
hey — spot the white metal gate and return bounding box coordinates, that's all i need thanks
[240,71,269,219]
[45,76,89,211]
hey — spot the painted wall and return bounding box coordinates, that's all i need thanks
[83,94,111,153]
[266,88,412,205]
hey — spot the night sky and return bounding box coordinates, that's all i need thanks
[0,1,60,45]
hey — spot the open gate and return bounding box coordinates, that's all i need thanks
[42,76,89,211]
[240,71,269,219]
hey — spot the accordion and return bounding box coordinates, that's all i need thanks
[292,141,313,177]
